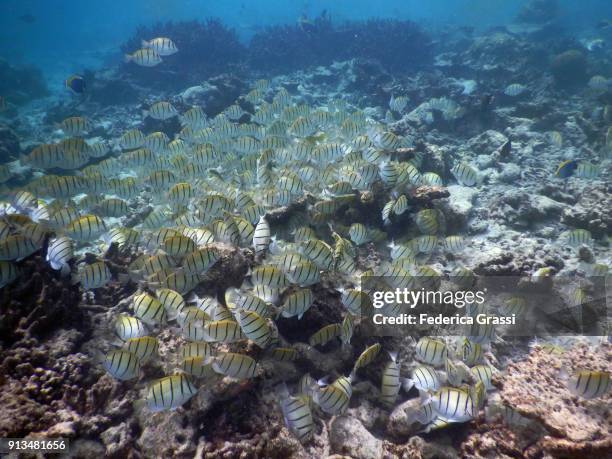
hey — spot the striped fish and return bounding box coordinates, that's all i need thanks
[253,215,271,256]
[352,343,382,374]
[65,215,107,241]
[181,320,208,341]
[183,247,219,275]
[114,315,148,341]
[141,37,178,56]
[119,129,145,149]
[313,376,351,414]
[211,352,258,379]
[380,352,401,408]
[45,236,74,275]
[124,48,162,67]
[156,288,186,318]
[133,292,167,326]
[451,163,480,186]
[144,374,198,412]
[471,365,494,391]
[269,347,298,361]
[180,356,216,378]
[280,389,314,443]
[235,309,272,348]
[202,319,246,343]
[566,370,610,399]
[162,235,197,257]
[309,323,342,347]
[445,358,466,387]
[415,209,443,235]
[404,365,440,393]
[286,260,320,286]
[429,387,476,422]
[299,239,334,270]
[461,339,483,366]
[415,337,448,366]
[103,349,141,381]
[340,313,354,345]
[180,342,214,359]
[225,288,272,318]
[281,288,314,319]
[124,336,159,363]
[444,235,465,252]
[339,288,370,315]
[563,229,592,247]
[176,307,209,328]
[0,235,39,260]
[72,261,112,289]
[59,116,92,136]
[251,265,288,288]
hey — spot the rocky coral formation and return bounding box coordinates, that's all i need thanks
[550,50,588,88]
[0,125,20,163]
[1,15,610,459]
[121,19,247,90]
[0,59,48,105]
[249,18,432,74]
[516,0,559,24]
[461,343,612,458]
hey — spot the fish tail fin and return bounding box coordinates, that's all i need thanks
[402,378,415,393]
[419,390,431,405]
[141,39,150,48]
[124,54,133,63]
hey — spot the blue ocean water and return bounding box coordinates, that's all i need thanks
[2,0,611,90]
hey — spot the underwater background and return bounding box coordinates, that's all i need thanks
[0,0,611,458]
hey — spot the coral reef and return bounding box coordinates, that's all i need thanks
[120,19,247,90]
[461,343,612,458]
[249,19,433,74]
[550,50,588,88]
[0,125,20,163]
[0,59,48,105]
[516,0,559,24]
[2,16,611,458]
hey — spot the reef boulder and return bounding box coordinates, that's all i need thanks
[0,125,20,163]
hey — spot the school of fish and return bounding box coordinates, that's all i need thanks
[0,36,610,443]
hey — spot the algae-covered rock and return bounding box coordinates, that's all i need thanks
[550,50,588,88]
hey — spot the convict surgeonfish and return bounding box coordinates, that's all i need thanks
[427,387,477,423]
[141,37,178,56]
[72,261,112,289]
[403,365,441,393]
[564,369,610,399]
[124,48,162,67]
[211,352,258,379]
[415,337,448,366]
[103,349,141,381]
[46,236,74,275]
[278,384,314,443]
[504,83,526,96]
[144,373,198,411]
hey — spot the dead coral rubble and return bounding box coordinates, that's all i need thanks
[461,343,612,458]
